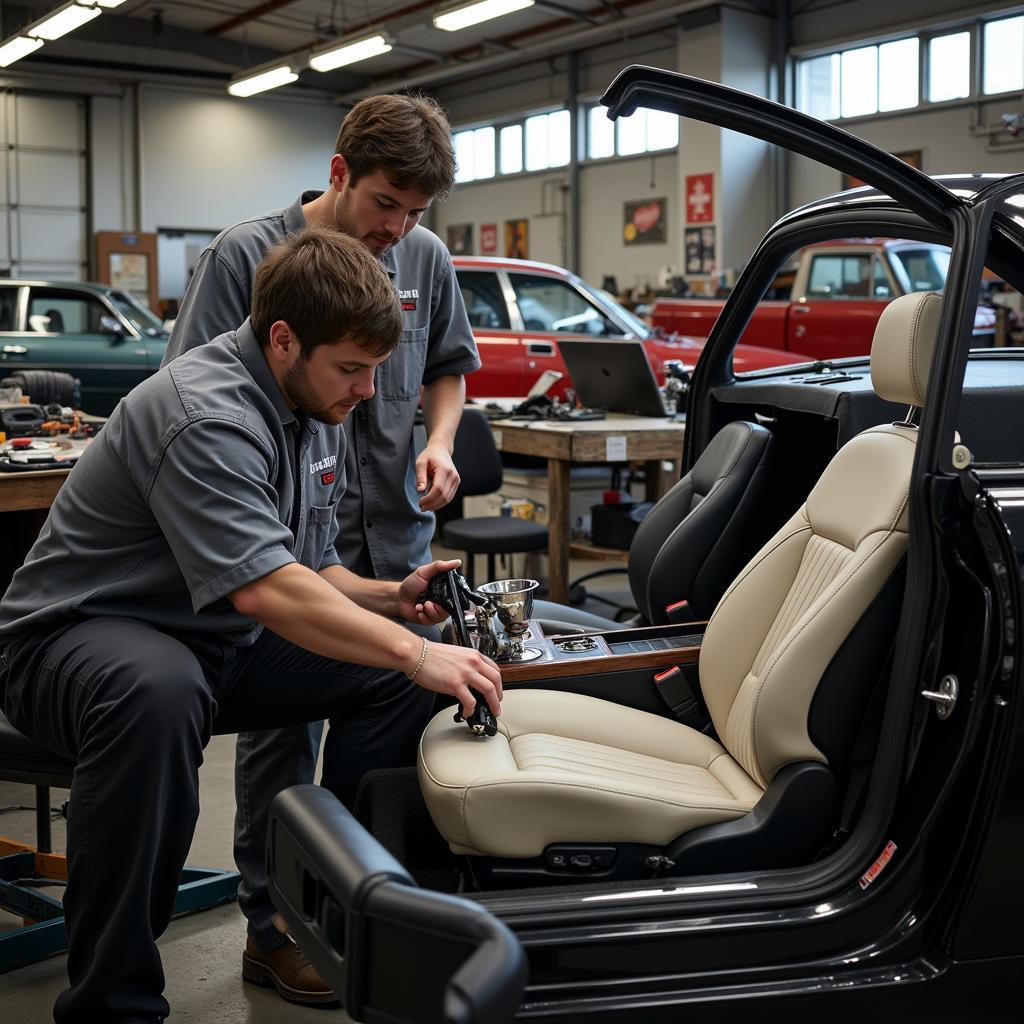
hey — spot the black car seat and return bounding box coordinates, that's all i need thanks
[532,420,774,631]
[44,308,65,333]
[417,291,938,877]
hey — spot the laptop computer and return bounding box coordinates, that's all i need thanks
[557,339,669,418]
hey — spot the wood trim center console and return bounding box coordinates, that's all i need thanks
[497,621,707,683]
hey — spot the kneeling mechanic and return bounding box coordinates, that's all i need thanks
[0,225,501,1024]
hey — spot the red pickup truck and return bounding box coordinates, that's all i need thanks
[652,239,997,360]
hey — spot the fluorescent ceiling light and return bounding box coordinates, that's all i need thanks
[309,33,392,72]
[433,0,534,32]
[228,64,298,98]
[0,36,43,67]
[29,2,101,41]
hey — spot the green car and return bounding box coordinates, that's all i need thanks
[0,280,169,416]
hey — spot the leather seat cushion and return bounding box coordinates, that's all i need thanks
[417,690,762,858]
[441,516,549,554]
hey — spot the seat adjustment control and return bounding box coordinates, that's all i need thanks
[545,845,618,873]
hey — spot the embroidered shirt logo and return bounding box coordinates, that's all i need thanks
[310,455,337,476]
[398,287,418,312]
[321,471,335,486]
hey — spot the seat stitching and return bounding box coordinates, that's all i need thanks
[468,777,753,812]
[707,523,812,629]
[749,530,894,779]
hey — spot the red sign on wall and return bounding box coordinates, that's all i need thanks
[685,173,714,224]
[480,223,498,254]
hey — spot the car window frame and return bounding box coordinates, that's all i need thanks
[454,268,516,332]
[25,285,140,341]
[506,269,631,338]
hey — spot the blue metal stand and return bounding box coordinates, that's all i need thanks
[0,839,239,973]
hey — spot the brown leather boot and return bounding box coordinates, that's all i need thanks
[242,935,338,1007]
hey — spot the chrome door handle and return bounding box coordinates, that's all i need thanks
[792,305,811,314]
[527,342,554,355]
[2,345,27,354]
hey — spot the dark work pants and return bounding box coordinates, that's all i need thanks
[0,616,435,1024]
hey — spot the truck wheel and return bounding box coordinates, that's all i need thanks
[2,370,80,407]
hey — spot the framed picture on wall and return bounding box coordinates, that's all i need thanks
[480,223,498,254]
[623,198,667,245]
[843,150,922,191]
[504,218,529,259]
[446,223,473,255]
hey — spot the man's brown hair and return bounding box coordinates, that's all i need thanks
[335,93,455,199]
[251,225,402,356]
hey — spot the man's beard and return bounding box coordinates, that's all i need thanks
[283,356,350,425]
[334,191,397,253]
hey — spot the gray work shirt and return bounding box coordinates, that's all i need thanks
[164,191,480,581]
[0,321,346,645]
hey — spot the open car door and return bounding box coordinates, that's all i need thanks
[267,786,527,1024]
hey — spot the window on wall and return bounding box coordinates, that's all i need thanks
[983,15,1024,95]
[586,105,678,160]
[928,31,970,102]
[797,16,1024,121]
[453,126,495,183]
[524,109,570,171]
[499,124,523,174]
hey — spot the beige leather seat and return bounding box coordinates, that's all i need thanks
[418,292,940,868]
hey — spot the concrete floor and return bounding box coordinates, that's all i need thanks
[0,547,631,1023]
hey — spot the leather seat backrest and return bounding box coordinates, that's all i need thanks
[698,292,940,788]
[629,420,773,623]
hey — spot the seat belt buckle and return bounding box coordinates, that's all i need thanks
[665,599,695,624]
[653,665,701,725]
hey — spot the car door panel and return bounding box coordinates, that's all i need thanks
[268,785,526,1024]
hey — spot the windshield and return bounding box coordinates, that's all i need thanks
[578,281,651,338]
[890,246,951,293]
[108,290,168,337]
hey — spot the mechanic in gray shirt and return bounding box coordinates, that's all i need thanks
[162,94,480,1003]
[0,227,501,1024]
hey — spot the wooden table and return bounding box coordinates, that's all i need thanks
[488,414,685,603]
[0,469,70,590]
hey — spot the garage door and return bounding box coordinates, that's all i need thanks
[0,92,87,281]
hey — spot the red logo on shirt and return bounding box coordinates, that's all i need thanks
[321,471,335,485]
[399,288,418,312]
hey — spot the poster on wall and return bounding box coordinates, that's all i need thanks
[504,218,529,259]
[110,252,150,293]
[685,173,714,224]
[685,226,716,276]
[623,198,667,245]
[446,223,474,255]
[480,223,498,254]
[842,150,921,191]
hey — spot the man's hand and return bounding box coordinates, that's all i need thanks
[398,558,463,624]
[415,442,460,512]
[414,640,503,720]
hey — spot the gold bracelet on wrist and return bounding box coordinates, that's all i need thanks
[407,636,428,682]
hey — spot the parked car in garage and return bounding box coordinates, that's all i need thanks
[268,68,1024,1022]
[651,238,998,359]
[0,280,168,415]
[453,255,812,398]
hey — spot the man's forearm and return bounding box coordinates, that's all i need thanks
[317,563,402,617]
[421,374,465,451]
[231,563,418,673]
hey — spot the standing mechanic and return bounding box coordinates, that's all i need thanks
[0,227,501,1024]
[162,93,479,1003]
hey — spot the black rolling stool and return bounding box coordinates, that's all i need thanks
[0,708,239,972]
[441,409,548,587]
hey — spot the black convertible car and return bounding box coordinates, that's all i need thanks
[265,68,1024,1023]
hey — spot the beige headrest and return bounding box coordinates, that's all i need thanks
[870,291,941,407]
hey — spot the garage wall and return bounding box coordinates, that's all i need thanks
[138,87,340,232]
[577,153,679,292]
